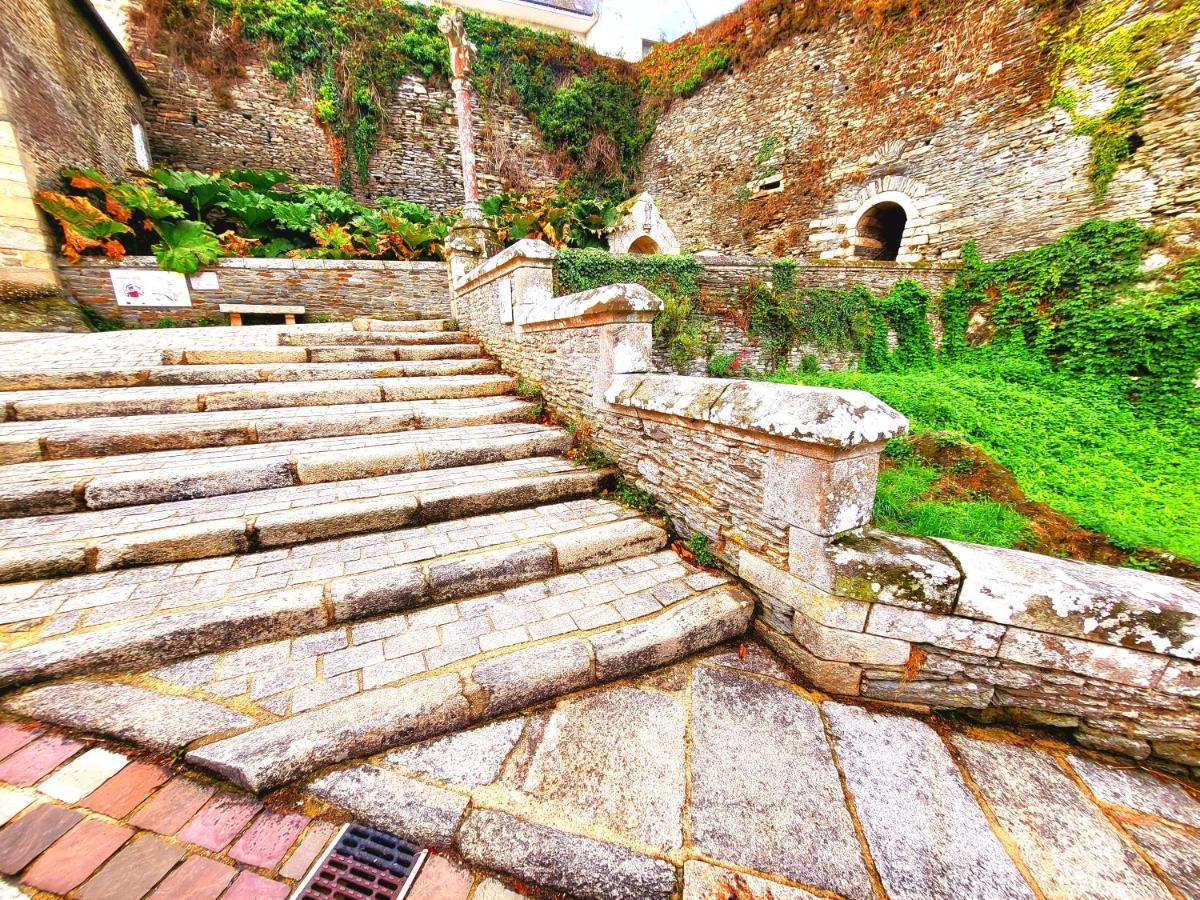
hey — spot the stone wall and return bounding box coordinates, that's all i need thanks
[57,257,450,325]
[132,38,557,207]
[655,256,959,374]
[0,0,148,297]
[640,0,1200,261]
[453,238,1200,772]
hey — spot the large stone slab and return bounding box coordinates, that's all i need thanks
[589,587,753,682]
[824,703,1034,900]
[4,681,254,752]
[1067,754,1200,828]
[688,666,873,899]
[1126,820,1200,898]
[0,587,326,687]
[188,673,470,792]
[307,764,468,847]
[456,809,675,900]
[944,540,1200,660]
[470,638,593,718]
[519,685,686,851]
[824,531,961,613]
[952,736,1171,899]
[383,717,525,789]
[682,861,820,900]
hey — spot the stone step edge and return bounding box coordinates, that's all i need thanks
[0,359,499,393]
[161,344,484,366]
[0,516,670,690]
[193,583,754,792]
[353,318,446,333]
[2,375,517,422]
[0,466,612,583]
[0,397,535,465]
[0,427,569,519]
[351,318,446,333]
[278,332,466,347]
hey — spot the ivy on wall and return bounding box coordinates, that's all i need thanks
[1048,0,1200,197]
[938,219,1199,416]
[147,0,647,191]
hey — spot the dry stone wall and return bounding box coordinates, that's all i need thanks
[57,257,449,325]
[454,239,1200,770]
[132,37,557,207]
[640,0,1200,261]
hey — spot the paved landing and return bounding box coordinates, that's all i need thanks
[306,640,1200,900]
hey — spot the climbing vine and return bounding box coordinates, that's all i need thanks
[1047,0,1200,197]
[145,0,646,190]
[938,219,1199,416]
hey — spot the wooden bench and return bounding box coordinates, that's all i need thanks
[219,303,306,326]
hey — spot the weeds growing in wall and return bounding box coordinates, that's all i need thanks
[1047,0,1200,197]
[146,0,647,191]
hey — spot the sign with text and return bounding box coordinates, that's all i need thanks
[109,269,192,308]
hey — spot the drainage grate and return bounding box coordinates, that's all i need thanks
[292,823,428,900]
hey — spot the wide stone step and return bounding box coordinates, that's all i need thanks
[0,422,569,517]
[352,318,446,333]
[278,331,467,346]
[0,504,672,689]
[0,358,498,392]
[0,459,609,583]
[0,374,514,421]
[166,343,484,365]
[0,396,533,464]
[1,555,749,791]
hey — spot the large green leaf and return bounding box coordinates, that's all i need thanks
[147,169,226,217]
[108,183,186,221]
[151,219,222,274]
[220,188,281,231]
[220,168,293,191]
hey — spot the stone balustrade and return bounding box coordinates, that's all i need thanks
[450,237,1200,775]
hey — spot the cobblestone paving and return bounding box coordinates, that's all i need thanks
[309,640,1200,900]
[0,498,635,639]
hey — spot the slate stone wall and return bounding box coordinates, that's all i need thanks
[131,34,558,207]
[57,257,450,325]
[640,0,1200,261]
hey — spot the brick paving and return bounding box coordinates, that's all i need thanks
[0,724,337,899]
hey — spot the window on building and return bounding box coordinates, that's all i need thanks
[854,201,906,261]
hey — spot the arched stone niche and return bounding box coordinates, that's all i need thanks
[608,192,681,256]
[808,176,956,263]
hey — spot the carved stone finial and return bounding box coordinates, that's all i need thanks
[438,9,475,79]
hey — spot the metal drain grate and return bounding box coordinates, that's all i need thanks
[292,823,428,900]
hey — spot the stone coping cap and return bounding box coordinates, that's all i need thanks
[519,284,663,326]
[56,256,442,272]
[456,239,557,291]
[606,374,908,450]
[939,539,1200,661]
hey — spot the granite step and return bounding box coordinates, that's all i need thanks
[278,331,467,347]
[0,374,515,421]
[0,396,533,464]
[0,422,569,517]
[0,553,749,791]
[0,459,609,583]
[352,318,446,332]
[0,358,498,392]
[166,343,484,365]
[0,504,672,689]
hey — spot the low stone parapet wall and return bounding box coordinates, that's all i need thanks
[56,257,450,326]
[451,238,1199,772]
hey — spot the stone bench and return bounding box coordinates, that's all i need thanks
[219,303,306,326]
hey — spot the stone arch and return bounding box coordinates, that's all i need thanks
[849,191,920,262]
[628,235,661,254]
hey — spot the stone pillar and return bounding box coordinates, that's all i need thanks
[445,216,495,321]
[0,82,59,301]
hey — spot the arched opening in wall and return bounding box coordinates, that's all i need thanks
[854,202,907,261]
[628,235,660,254]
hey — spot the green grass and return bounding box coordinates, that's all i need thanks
[874,462,1032,547]
[768,351,1200,559]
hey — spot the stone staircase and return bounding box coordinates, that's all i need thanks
[0,318,752,796]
